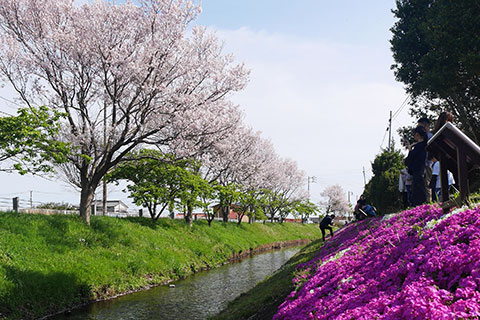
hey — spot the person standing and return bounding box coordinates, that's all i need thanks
[430,156,455,201]
[399,168,412,208]
[405,126,428,206]
[417,117,433,140]
[433,111,454,134]
[417,117,433,200]
[319,214,335,242]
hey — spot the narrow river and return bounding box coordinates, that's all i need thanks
[51,246,301,320]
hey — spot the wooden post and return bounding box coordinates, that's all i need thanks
[456,146,469,204]
[12,197,19,212]
[102,181,107,217]
[439,154,449,202]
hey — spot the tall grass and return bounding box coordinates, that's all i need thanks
[0,212,320,319]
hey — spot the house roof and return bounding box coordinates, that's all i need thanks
[93,200,129,208]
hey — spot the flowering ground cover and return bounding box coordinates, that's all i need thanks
[275,205,480,319]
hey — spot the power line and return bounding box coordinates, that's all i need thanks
[0,110,13,116]
[379,125,389,149]
[0,95,23,109]
[379,96,411,151]
[392,95,410,121]
[0,95,24,117]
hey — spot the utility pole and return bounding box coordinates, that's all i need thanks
[102,94,107,217]
[363,167,366,185]
[388,110,392,151]
[30,191,33,208]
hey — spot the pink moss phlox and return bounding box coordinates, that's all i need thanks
[275,205,480,319]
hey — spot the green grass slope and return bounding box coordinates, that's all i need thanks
[0,212,321,320]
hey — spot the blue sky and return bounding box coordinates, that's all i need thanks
[196,0,396,45]
[0,0,412,212]
[192,0,411,203]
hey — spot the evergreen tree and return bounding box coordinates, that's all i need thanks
[363,149,405,215]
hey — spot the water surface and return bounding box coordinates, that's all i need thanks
[52,246,300,320]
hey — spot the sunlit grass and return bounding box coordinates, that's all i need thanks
[0,211,320,320]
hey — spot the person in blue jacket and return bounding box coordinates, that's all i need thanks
[362,204,376,217]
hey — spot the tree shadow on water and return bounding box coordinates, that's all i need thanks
[0,265,91,320]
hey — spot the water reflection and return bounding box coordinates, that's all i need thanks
[51,247,300,320]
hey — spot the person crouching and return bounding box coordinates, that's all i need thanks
[319,214,335,242]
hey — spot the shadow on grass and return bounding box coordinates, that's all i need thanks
[0,212,85,252]
[123,216,160,229]
[124,216,193,231]
[38,215,83,251]
[0,265,91,320]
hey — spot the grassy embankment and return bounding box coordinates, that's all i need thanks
[0,211,321,320]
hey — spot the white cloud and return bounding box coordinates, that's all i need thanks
[214,27,412,202]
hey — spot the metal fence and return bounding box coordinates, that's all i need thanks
[0,196,140,218]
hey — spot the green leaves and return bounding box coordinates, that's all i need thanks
[107,149,210,222]
[0,106,69,174]
[391,0,480,143]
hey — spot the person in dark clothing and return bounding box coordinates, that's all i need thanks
[319,214,335,241]
[362,204,376,217]
[405,126,428,206]
[354,196,367,221]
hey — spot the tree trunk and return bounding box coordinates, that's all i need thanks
[79,186,94,226]
[79,167,103,226]
[184,203,193,226]
[221,205,229,223]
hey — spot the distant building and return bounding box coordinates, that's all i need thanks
[309,217,321,224]
[175,212,208,220]
[94,200,129,215]
[173,204,250,223]
[212,204,249,223]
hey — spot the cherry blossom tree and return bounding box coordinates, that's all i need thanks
[0,0,248,224]
[200,126,277,221]
[320,184,350,215]
[262,158,307,222]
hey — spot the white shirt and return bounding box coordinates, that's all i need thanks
[398,168,412,192]
[431,161,455,188]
